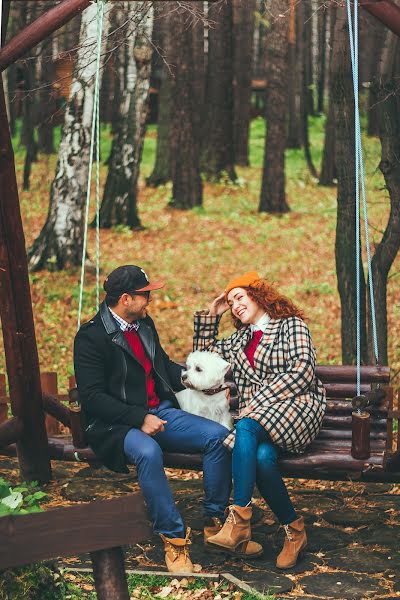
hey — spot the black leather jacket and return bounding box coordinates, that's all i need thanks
[74,302,184,472]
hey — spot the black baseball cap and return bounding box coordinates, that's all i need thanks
[103,265,164,297]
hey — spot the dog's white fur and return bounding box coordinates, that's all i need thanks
[176,351,233,429]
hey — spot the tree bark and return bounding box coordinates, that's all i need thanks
[368,30,400,364]
[233,0,256,166]
[146,2,172,187]
[319,4,337,187]
[287,0,301,149]
[28,2,110,271]
[298,0,318,178]
[317,0,328,113]
[99,2,153,228]
[37,34,56,155]
[169,2,203,209]
[202,0,236,182]
[332,8,367,364]
[259,1,290,213]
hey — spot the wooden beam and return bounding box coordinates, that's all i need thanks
[0,492,150,570]
[361,1,400,39]
[0,76,51,483]
[0,417,23,447]
[91,547,131,600]
[0,0,91,72]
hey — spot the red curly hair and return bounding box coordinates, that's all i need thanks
[231,281,305,329]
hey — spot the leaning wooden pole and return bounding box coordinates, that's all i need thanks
[0,0,91,72]
[360,1,400,38]
[0,76,51,483]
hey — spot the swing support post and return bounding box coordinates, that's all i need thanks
[0,75,52,483]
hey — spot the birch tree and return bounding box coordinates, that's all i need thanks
[99,2,154,228]
[28,1,111,271]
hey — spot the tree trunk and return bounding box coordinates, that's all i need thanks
[233,0,256,166]
[319,4,337,186]
[28,2,110,271]
[202,0,236,182]
[37,35,56,154]
[287,0,301,149]
[368,30,400,364]
[332,7,367,364]
[298,0,318,178]
[21,3,38,190]
[317,0,328,113]
[99,2,153,228]
[259,1,290,213]
[169,2,203,209]
[304,0,315,116]
[146,1,173,187]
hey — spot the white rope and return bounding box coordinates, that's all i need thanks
[77,0,104,329]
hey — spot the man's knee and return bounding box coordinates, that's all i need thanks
[125,434,163,466]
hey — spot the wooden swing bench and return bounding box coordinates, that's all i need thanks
[0,365,399,482]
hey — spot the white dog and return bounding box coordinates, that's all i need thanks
[176,351,233,429]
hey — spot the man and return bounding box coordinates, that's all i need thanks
[74,265,231,573]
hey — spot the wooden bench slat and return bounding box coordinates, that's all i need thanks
[316,365,390,384]
[0,493,150,570]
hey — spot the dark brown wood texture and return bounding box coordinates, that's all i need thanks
[0,75,51,483]
[91,547,130,600]
[0,0,91,72]
[0,492,150,570]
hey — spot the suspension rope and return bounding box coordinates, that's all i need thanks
[77,0,104,329]
[345,0,380,395]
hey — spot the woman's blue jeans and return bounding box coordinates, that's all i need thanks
[233,417,297,525]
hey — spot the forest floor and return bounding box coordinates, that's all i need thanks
[3,114,400,393]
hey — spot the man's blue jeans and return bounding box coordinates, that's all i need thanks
[233,417,297,525]
[124,405,231,538]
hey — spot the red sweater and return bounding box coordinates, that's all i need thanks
[123,330,160,409]
[244,330,263,368]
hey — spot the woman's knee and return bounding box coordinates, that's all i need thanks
[256,441,279,471]
[235,417,264,436]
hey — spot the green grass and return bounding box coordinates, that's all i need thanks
[63,573,275,600]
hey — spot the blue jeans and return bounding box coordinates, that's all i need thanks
[124,405,231,538]
[233,418,297,525]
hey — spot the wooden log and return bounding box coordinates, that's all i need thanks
[0,374,7,424]
[91,547,130,600]
[41,372,61,435]
[0,417,23,447]
[311,438,385,452]
[0,0,91,72]
[324,383,371,398]
[0,74,51,483]
[318,429,386,441]
[69,404,86,448]
[360,0,400,40]
[351,411,371,459]
[42,394,71,428]
[323,415,387,431]
[326,398,388,415]
[0,492,150,570]
[316,365,390,384]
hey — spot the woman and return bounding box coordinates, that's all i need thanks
[194,271,326,569]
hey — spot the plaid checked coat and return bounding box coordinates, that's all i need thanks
[194,313,326,453]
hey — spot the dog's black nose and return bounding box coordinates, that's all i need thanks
[181,373,188,381]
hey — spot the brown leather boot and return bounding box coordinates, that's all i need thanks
[206,505,263,557]
[276,516,307,569]
[160,528,194,573]
[204,516,223,545]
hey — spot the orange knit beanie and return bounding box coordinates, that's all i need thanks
[224,271,263,297]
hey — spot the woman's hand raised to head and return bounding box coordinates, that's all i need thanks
[208,293,230,317]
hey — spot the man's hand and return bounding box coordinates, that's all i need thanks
[141,414,167,436]
[208,293,230,317]
[239,405,255,418]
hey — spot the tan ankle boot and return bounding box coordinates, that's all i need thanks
[207,505,263,557]
[160,528,194,573]
[276,516,307,569]
[204,516,223,545]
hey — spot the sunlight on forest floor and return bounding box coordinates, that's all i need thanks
[4,113,400,391]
